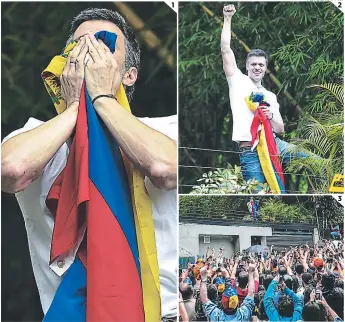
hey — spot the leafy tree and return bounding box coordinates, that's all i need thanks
[179,195,341,225]
[179,2,343,193]
[190,164,269,194]
[286,83,344,193]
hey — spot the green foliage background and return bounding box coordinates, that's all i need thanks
[179,2,343,193]
[179,195,344,225]
[1,2,176,320]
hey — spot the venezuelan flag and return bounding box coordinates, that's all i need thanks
[42,31,160,321]
[246,93,285,193]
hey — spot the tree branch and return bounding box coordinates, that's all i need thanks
[113,2,175,71]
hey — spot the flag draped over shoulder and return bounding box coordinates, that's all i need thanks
[245,92,285,194]
[41,31,161,321]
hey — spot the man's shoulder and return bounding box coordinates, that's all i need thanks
[138,115,177,126]
[263,87,278,100]
[138,115,177,141]
[226,68,250,85]
[2,117,45,144]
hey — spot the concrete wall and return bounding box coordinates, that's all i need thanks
[198,235,239,258]
[180,223,272,256]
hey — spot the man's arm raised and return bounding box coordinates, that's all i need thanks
[221,4,237,77]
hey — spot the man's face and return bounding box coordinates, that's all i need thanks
[72,20,126,73]
[246,56,267,83]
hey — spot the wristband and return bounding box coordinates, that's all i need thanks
[268,112,274,120]
[91,94,117,105]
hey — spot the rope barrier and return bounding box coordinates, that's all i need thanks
[178,164,327,179]
[179,146,342,163]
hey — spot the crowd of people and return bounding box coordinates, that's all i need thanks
[179,239,344,321]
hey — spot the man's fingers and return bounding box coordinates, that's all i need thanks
[98,39,111,54]
[88,33,103,59]
[69,37,86,65]
[76,42,89,71]
[85,35,101,62]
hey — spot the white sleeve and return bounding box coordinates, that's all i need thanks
[271,94,280,112]
[2,118,44,144]
[226,68,245,89]
[138,115,177,142]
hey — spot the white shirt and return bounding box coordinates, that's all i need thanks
[2,115,177,318]
[226,68,280,142]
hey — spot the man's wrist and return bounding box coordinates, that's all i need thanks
[92,94,117,105]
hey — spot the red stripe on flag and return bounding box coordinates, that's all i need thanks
[47,83,89,264]
[87,180,144,321]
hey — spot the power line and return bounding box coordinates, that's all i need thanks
[179,146,342,164]
[179,164,328,179]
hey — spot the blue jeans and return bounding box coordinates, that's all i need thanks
[331,231,341,239]
[239,137,310,186]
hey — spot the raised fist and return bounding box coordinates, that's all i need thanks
[223,4,236,17]
[248,263,256,273]
[200,267,208,278]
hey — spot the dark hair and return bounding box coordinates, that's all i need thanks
[322,273,335,291]
[207,284,218,302]
[180,283,194,300]
[302,302,327,321]
[304,285,314,304]
[277,295,294,317]
[334,278,344,289]
[295,263,304,275]
[291,275,299,293]
[302,273,313,286]
[258,299,269,321]
[259,273,265,285]
[278,266,287,276]
[325,287,344,319]
[246,49,268,66]
[263,275,274,290]
[238,271,249,288]
[68,8,140,102]
[283,275,293,290]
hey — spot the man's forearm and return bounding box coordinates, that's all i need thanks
[1,104,78,193]
[221,16,232,53]
[230,262,238,279]
[254,267,259,282]
[94,98,177,190]
[199,281,208,304]
[270,114,284,134]
[247,272,255,297]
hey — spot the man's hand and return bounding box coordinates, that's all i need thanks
[84,33,122,101]
[258,106,272,119]
[60,36,88,108]
[281,281,286,291]
[248,263,255,273]
[200,267,208,279]
[223,4,236,17]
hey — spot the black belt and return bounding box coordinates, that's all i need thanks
[162,316,177,322]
